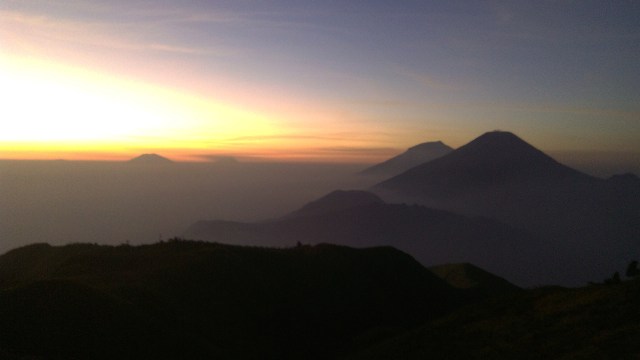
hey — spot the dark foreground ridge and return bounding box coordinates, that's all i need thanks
[1,241,638,359]
[348,278,640,359]
[0,241,460,360]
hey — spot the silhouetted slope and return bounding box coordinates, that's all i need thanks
[608,173,640,194]
[283,190,384,219]
[128,153,173,164]
[349,279,640,359]
[360,141,453,177]
[185,191,544,286]
[429,263,521,297]
[0,241,461,360]
[373,131,640,285]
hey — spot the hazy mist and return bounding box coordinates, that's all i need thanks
[0,160,379,254]
[550,151,640,178]
[1,151,636,256]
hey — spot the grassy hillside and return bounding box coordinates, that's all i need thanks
[429,262,521,297]
[2,240,637,359]
[0,240,461,359]
[349,279,640,359]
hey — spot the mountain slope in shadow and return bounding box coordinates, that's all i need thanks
[360,141,453,177]
[185,190,547,286]
[283,190,384,219]
[429,262,521,297]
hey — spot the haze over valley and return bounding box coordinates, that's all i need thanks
[0,160,370,254]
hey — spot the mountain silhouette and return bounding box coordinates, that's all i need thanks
[376,131,590,197]
[373,131,640,285]
[373,131,634,228]
[128,153,173,164]
[0,241,461,359]
[185,190,549,286]
[283,190,384,219]
[360,141,453,177]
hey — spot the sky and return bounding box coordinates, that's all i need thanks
[1,0,639,162]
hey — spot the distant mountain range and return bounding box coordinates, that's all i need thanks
[360,141,453,177]
[128,153,173,164]
[186,131,639,286]
[3,127,640,357]
[374,131,594,214]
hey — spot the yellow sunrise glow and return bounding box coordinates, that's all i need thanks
[0,56,280,159]
[0,68,167,141]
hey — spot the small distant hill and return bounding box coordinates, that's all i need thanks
[128,153,173,164]
[360,141,453,177]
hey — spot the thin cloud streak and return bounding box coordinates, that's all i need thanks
[0,9,235,57]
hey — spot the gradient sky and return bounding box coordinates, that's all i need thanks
[1,0,639,162]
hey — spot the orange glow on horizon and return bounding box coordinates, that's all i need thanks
[0,56,290,160]
[0,6,396,164]
[0,55,392,163]
[0,141,391,163]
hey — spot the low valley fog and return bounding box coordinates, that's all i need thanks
[0,160,379,254]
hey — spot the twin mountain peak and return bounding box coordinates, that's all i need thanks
[378,130,590,189]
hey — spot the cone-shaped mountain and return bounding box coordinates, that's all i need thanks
[128,153,173,164]
[376,131,591,195]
